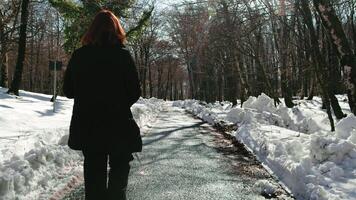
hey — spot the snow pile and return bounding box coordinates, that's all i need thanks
[0,142,83,199]
[335,115,356,140]
[237,123,356,200]
[172,100,232,125]
[174,93,356,200]
[0,87,164,200]
[253,179,279,197]
[131,97,165,132]
[236,93,322,133]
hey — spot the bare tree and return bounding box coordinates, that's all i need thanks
[0,0,20,88]
[313,0,356,115]
[7,0,30,95]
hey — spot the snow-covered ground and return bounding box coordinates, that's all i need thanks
[0,87,164,200]
[173,94,356,200]
[1,86,355,200]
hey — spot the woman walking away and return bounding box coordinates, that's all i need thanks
[63,10,142,200]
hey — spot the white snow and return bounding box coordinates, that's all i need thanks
[174,93,356,200]
[253,179,279,196]
[2,85,355,200]
[0,87,164,200]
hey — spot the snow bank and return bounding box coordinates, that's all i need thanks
[0,87,164,199]
[0,141,83,199]
[253,179,279,197]
[174,93,356,200]
[172,100,232,125]
[132,97,165,131]
[240,93,322,133]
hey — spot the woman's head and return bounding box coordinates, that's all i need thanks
[81,10,126,46]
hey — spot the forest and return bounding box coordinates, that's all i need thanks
[1,1,356,199]
[0,0,356,126]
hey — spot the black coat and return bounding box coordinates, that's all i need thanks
[63,44,141,153]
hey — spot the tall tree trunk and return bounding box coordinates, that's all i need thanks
[187,61,196,99]
[148,62,153,98]
[300,0,335,131]
[329,92,346,119]
[164,66,172,100]
[253,26,281,105]
[279,0,295,108]
[255,54,281,105]
[142,46,149,98]
[325,34,346,119]
[34,30,44,92]
[221,1,238,105]
[170,75,174,100]
[349,1,356,59]
[224,61,238,105]
[0,52,8,88]
[300,32,309,99]
[0,19,8,88]
[180,81,183,100]
[217,60,223,101]
[29,5,34,91]
[307,76,315,100]
[173,80,177,100]
[7,0,30,95]
[313,0,356,115]
[235,54,249,106]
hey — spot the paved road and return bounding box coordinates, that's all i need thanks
[64,106,291,200]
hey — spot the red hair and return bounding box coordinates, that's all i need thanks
[81,10,126,46]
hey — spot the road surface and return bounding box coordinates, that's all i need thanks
[64,106,291,200]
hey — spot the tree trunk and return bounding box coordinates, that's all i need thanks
[279,0,295,108]
[29,7,34,91]
[307,73,315,100]
[187,61,196,99]
[300,0,335,131]
[255,55,281,106]
[157,68,162,98]
[235,54,249,106]
[351,1,356,54]
[7,0,30,95]
[323,96,335,131]
[329,92,346,119]
[148,62,153,98]
[0,52,8,88]
[0,19,8,88]
[180,81,184,100]
[313,0,356,115]
[217,62,223,101]
[164,66,171,100]
[141,44,149,98]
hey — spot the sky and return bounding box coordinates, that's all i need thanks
[155,0,187,10]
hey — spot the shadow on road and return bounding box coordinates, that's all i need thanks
[143,121,205,146]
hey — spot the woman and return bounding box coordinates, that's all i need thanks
[63,10,141,200]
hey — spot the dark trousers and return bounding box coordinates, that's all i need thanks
[82,151,133,200]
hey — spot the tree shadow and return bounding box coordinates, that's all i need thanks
[0,104,14,109]
[34,101,66,117]
[142,121,205,146]
[20,91,53,102]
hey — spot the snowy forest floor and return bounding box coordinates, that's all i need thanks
[63,105,291,200]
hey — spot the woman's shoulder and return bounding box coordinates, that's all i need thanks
[70,45,90,58]
[114,44,131,53]
[112,45,133,60]
[70,45,132,65]
[74,44,131,54]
